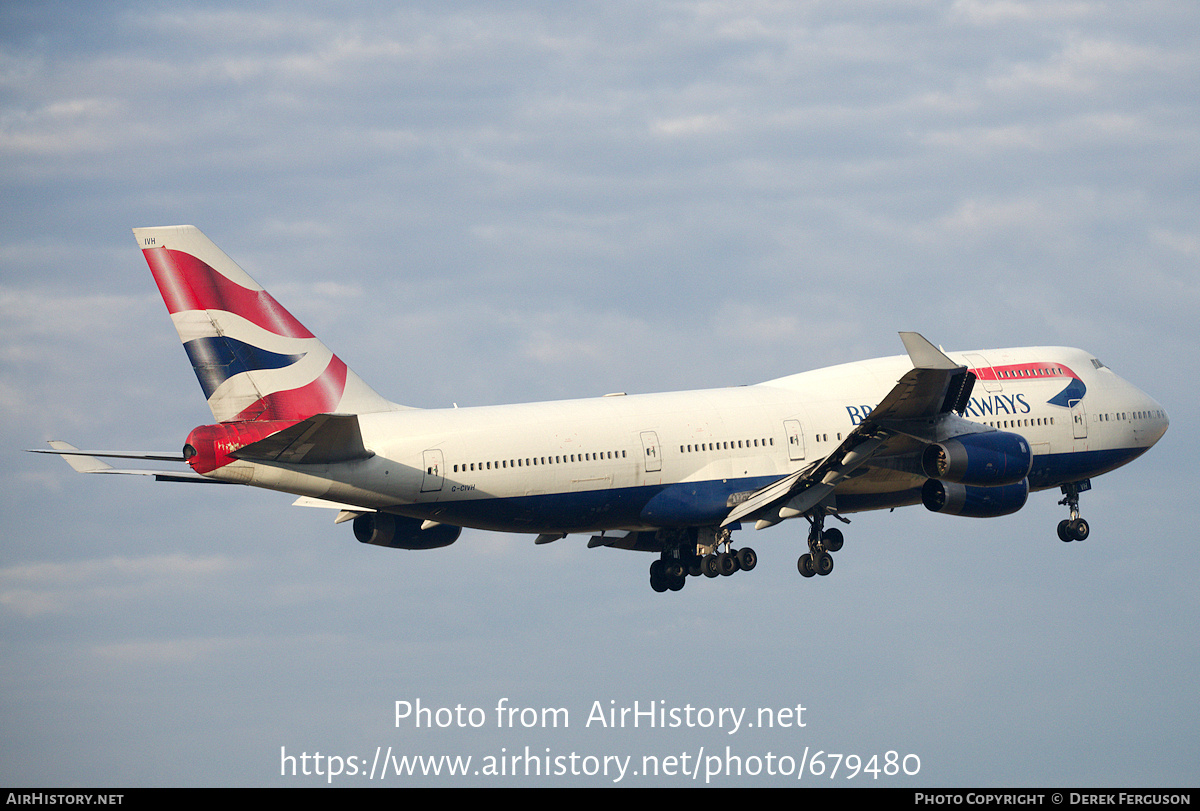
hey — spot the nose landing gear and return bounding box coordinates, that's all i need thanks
[1057,480,1091,542]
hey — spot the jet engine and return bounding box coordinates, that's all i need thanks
[921,431,1032,486]
[921,478,1029,518]
[353,512,461,549]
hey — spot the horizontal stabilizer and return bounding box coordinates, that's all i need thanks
[30,442,185,465]
[231,413,373,465]
[29,442,228,483]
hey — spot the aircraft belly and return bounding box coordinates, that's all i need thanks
[420,486,650,533]
[425,475,778,534]
[1026,446,1149,490]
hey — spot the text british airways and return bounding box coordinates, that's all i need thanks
[847,394,1033,426]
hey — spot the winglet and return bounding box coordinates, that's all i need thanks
[899,332,959,370]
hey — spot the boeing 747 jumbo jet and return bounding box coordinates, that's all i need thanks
[35,226,1169,592]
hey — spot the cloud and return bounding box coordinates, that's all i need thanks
[0,554,244,618]
[1,1,1196,787]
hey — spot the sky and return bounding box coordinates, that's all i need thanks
[2,0,1198,787]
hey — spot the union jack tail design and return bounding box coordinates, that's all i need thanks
[133,225,397,423]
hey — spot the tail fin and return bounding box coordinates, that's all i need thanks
[133,225,400,423]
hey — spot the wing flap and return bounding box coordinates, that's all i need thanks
[722,332,970,528]
[291,496,373,523]
[722,430,889,527]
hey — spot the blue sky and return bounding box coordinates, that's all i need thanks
[2,1,1197,786]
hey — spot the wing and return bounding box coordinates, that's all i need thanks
[29,441,231,484]
[723,332,977,529]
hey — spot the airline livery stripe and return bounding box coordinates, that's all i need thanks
[143,247,315,339]
[969,362,1081,382]
[231,355,349,423]
[183,337,306,399]
[967,362,1086,409]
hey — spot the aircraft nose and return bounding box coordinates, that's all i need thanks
[1143,392,1169,444]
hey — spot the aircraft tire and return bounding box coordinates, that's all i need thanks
[649,560,667,592]
[736,547,757,571]
[717,552,736,576]
[822,528,844,553]
[702,555,720,578]
[798,553,816,578]
[815,551,834,576]
[1070,518,1089,541]
[1058,520,1074,542]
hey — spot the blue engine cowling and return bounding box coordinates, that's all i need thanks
[921,478,1029,518]
[353,512,461,549]
[921,431,1032,486]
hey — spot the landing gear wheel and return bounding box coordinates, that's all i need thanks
[821,528,844,553]
[1057,517,1090,542]
[702,554,720,578]
[717,552,737,576]
[799,511,843,579]
[649,559,685,592]
[736,547,757,572]
[650,571,668,593]
[1069,517,1089,541]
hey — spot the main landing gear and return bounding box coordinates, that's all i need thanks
[797,512,844,578]
[649,527,757,593]
[1057,480,1091,542]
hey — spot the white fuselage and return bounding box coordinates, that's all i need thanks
[214,345,1168,536]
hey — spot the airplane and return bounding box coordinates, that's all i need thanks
[33,225,1169,592]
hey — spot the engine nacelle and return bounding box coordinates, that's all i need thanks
[922,478,1029,518]
[352,512,461,550]
[921,431,1032,486]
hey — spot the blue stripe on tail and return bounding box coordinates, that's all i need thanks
[183,337,305,400]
